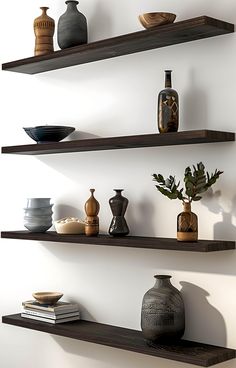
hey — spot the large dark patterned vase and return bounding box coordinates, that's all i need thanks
[57,0,87,49]
[141,275,185,343]
[109,189,129,236]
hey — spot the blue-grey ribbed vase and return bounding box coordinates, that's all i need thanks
[141,275,185,343]
[57,0,87,49]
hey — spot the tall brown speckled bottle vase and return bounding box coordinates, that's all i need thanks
[34,7,55,56]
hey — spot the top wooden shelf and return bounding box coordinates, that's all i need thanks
[1,130,235,156]
[2,16,234,74]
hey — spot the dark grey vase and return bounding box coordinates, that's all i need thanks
[109,189,129,237]
[141,275,185,343]
[57,0,88,49]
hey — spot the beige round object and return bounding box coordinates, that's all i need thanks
[55,217,85,234]
[32,292,63,305]
[139,12,176,29]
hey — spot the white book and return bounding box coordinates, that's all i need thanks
[21,313,80,324]
[22,300,79,315]
[22,309,80,320]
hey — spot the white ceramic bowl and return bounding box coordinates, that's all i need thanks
[55,217,85,234]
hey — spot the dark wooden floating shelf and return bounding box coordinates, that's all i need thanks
[1,130,235,156]
[1,231,235,252]
[2,314,235,366]
[2,16,234,74]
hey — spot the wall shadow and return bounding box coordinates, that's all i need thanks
[66,131,101,141]
[201,190,236,240]
[127,195,156,236]
[53,204,84,222]
[180,282,226,346]
[182,68,208,130]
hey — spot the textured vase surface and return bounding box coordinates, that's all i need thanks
[24,198,53,233]
[177,202,198,242]
[141,275,185,343]
[109,189,129,236]
[34,7,55,56]
[58,0,88,49]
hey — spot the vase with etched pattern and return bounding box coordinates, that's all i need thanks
[177,202,198,241]
[34,7,55,56]
[141,275,185,343]
[158,70,179,133]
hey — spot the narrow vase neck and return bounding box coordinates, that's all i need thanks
[66,1,79,10]
[40,7,49,15]
[183,202,191,212]
[165,70,172,88]
[154,275,172,288]
[90,189,95,197]
[114,189,123,196]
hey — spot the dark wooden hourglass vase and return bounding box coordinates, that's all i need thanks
[109,189,129,237]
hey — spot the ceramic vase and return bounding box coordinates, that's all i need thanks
[84,189,100,236]
[141,275,185,343]
[158,70,179,133]
[177,202,198,241]
[34,7,55,56]
[57,0,88,49]
[24,198,53,233]
[109,189,129,236]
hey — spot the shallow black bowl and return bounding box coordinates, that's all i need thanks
[23,125,75,144]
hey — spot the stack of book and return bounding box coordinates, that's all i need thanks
[21,300,80,324]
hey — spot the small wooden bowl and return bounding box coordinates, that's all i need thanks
[139,12,176,29]
[32,292,63,305]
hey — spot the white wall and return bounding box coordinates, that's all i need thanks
[0,0,236,367]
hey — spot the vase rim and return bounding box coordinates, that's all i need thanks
[65,0,79,4]
[154,275,172,279]
[113,189,124,191]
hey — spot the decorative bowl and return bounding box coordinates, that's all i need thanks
[32,292,63,305]
[23,125,75,144]
[55,217,85,234]
[139,12,176,29]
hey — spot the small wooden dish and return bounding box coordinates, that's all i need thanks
[139,12,176,29]
[32,292,63,305]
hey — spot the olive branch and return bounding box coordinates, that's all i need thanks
[152,162,223,203]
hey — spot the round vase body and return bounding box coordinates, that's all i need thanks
[141,275,185,343]
[109,189,129,236]
[58,0,88,49]
[177,202,198,242]
[34,7,55,56]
